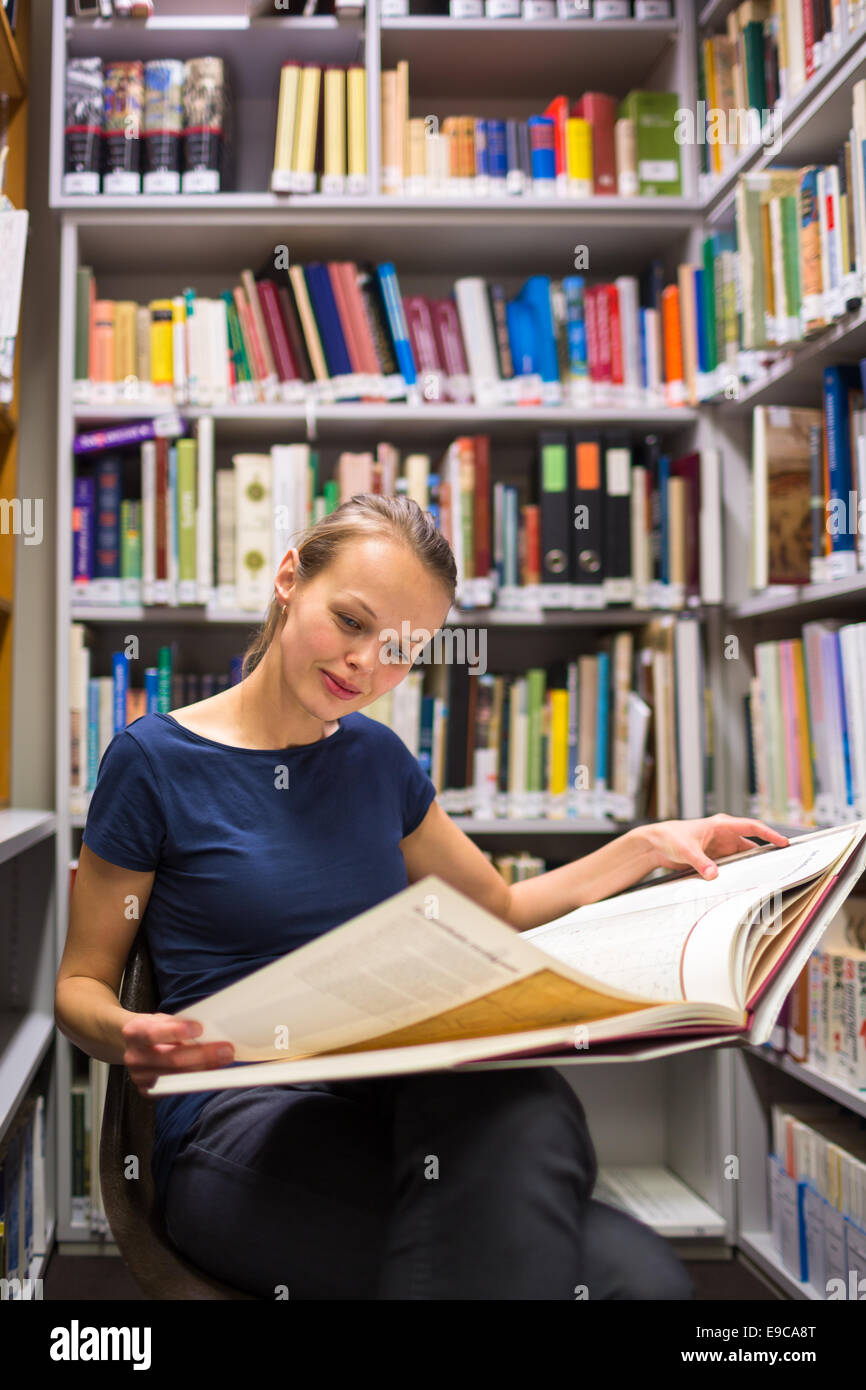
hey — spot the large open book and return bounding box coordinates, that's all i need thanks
[149,821,866,1095]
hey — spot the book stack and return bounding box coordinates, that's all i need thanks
[0,1094,48,1293]
[767,1096,866,1292]
[698,0,849,184]
[363,612,712,823]
[73,259,711,411]
[750,384,866,599]
[393,2,672,20]
[63,55,230,196]
[381,63,681,198]
[70,425,723,614]
[744,620,866,828]
[69,629,242,813]
[270,63,368,196]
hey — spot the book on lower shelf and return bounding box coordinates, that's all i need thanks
[0,1093,49,1293]
[147,821,866,1094]
[593,1165,726,1238]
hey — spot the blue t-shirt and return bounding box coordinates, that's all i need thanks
[80,709,437,1210]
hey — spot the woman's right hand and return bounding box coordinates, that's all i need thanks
[121,1013,235,1096]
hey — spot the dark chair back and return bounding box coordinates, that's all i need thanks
[99,931,256,1299]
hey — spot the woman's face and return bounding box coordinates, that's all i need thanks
[275,536,452,718]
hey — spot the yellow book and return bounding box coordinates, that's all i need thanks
[396,59,409,187]
[272,63,301,180]
[323,67,346,188]
[566,117,592,195]
[347,65,367,185]
[113,300,137,385]
[380,69,399,194]
[149,299,173,390]
[407,118,426,187]
[702,38,721,176]
[791,639,815,819]
[549,689,569,798]
[292,65,321,186]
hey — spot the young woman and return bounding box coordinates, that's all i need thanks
[56,493,787,1300]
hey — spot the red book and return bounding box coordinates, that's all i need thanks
[585,286,600,383]
[256,279,298,383]
[403,296,443,375]
[430,299,471,403]
[473,434,491,578]
[276,284,314,383]
[802,0,815,81]
[522,504,541,585]
[542,95,570,179]
[571,93,617,196]
[336,263,382,378]
[595,286,613,383]
[605,284,624,385]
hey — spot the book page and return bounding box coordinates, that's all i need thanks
[174,875,653,1062]
[524,826,863,1008]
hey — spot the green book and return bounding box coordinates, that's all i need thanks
[702,238,718,376]
[618,90,681,196]
[120,499,142,605]
[176,438,198,601]
[323,479,339,514]
[74,267,92,384]
[781,194,802,340]
[526,667,547,796]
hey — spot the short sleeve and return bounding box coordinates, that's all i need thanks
[81,729,168,871]
[401,745,437,839]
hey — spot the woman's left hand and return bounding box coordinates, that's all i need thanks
[642,814,790,881]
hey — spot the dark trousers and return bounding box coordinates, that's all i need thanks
[162,1066,697,1301]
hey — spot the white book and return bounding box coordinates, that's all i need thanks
[594,1166,725,1239]
[699,448,723,605]
[784,0,806,100]
[196,416,214,606]
[643,307,663,404]
[233,453,273,612]
[825,163,843,319]
[674,619,705,820]
[840,624,866,818]
[214,467,236,610]
[630,464,652,607]
[614,276,641,405]
[210,298,231,407]
[453,278,502,408]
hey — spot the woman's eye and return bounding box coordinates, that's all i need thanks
[338,613,361,631]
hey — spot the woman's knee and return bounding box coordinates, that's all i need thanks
[580,1199,696,1300]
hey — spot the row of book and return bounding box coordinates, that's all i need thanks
[0,1094,48,1294]
[271,64,368,196]
[699,0,851,184]
[379,68,682,198]
[72,260,706,412]
[744,621,866,830]
[70,425,724,612]
[362,616,711,822]
[768,1098,866,1294]
[770,894,866,1085]
[751,386,866,594]
[381,2,672,16]
[64,56,230,197]
[70,615,711,824]
[735,94,866,354]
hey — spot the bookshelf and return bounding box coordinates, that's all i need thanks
[0,0,58,1295]
[43,0,865,1300]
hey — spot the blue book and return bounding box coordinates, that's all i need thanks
[303,264,356,385]
[831,630,855,814]
[823,364,860,565]
[562,276,588,383]
[375,263,417,387]
[693,266,710,379]
[72,475,95,581]
[112,651,128,735]
[505,298,536,375]
[518,276,558,383]
[639,308,649,391]
[487,119,507,180]
[145,666,159,713]
[418,695,435,776]
[94,454,121,579]
[527,115,555,186]
[595,649,610,789]
[87,679,100,790]
[426,471,441,529]
[230,655,244,685]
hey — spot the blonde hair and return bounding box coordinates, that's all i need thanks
[241,492,458,679]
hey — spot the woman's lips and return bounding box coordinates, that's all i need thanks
[321,670,360,699]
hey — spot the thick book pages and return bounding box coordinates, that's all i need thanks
[150,822,866,1096]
